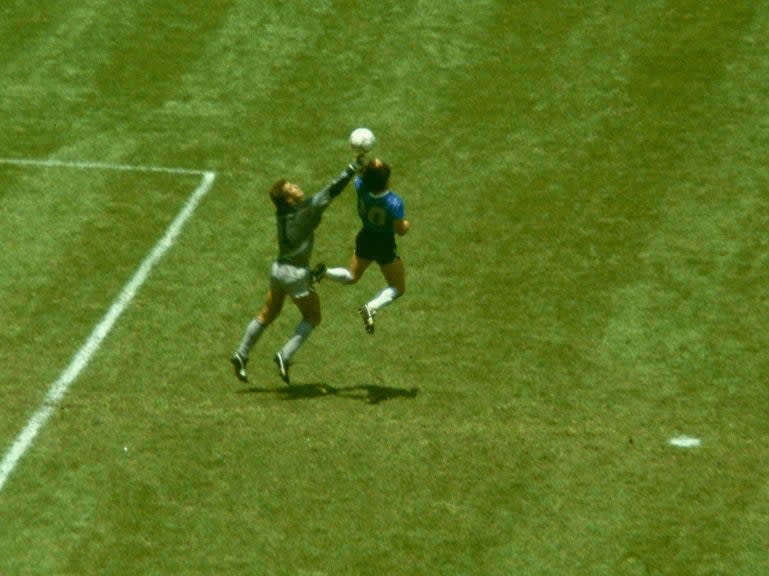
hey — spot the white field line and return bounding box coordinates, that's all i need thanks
[0,170,217,492]
[0,156,210,176]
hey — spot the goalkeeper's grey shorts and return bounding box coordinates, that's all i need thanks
[270,261,314,299]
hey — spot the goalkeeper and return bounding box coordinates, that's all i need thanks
[230,155,364,385]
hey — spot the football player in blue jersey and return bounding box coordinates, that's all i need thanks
[322,158,410,334]
[230,156,364,384]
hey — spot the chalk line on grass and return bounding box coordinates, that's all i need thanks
[669,436,702,448]
[0,169,216,492]
[0,156,210,176]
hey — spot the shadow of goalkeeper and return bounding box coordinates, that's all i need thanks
[239,382,418,404]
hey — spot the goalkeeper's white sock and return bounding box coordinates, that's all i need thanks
[237,319,265,359]
[367,286,399,313]
[325,267,354,284]
[279,319,314,362]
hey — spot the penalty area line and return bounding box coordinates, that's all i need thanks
[0,156,211,176]
[0,171,216,493]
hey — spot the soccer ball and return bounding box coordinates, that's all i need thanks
[349,127,376,153]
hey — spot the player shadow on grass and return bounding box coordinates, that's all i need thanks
[239,383,418,404]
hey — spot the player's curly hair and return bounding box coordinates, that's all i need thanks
[269,179,289,209]
[362,159,390,192]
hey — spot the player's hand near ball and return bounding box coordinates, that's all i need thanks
[349,127,375,172]
[352,153,368,172]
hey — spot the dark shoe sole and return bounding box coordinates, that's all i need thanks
[230,354,248,383]
[274,352,290,384]
[359,305,375,335]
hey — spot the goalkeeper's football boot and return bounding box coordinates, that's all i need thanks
[311,263,327,284]
[230,352,248,383]
[359,304,376,335]
[274,352,290,384]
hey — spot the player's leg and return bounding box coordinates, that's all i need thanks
[366,259,404,310]
[325,231,375,285]
[378,258,405,298]
[359,256,404,335]
[349,252,374,282]
[231,287,286,382]
[325,252,372,284]
[257,287,287,326]
[291,290,322,326]
[274,291,321,384]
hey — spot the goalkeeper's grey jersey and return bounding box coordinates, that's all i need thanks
[275,166,354,267]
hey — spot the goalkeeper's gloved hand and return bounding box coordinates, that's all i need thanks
[352,153,368,173]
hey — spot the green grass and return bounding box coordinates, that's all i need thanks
[1,1,768,574]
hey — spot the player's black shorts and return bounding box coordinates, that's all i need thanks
[355,228,399,265]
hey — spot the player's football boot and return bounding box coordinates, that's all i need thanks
[311,263,327,284]
[274,352,290,384]
[359,304,375,335]
[230,352,248,383]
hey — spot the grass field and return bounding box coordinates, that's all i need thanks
[1,1,768,574]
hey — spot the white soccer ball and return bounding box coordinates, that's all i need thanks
[349,127,376,153]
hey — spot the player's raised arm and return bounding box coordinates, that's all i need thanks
[310,155,367,209]
[325,127,374,198]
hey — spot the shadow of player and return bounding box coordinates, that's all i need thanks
[239,382,418,404]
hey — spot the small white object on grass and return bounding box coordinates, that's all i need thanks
[668,436,701,448]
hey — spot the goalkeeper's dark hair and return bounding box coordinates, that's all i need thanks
[362,159,390,192]
[269,179,289,210]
